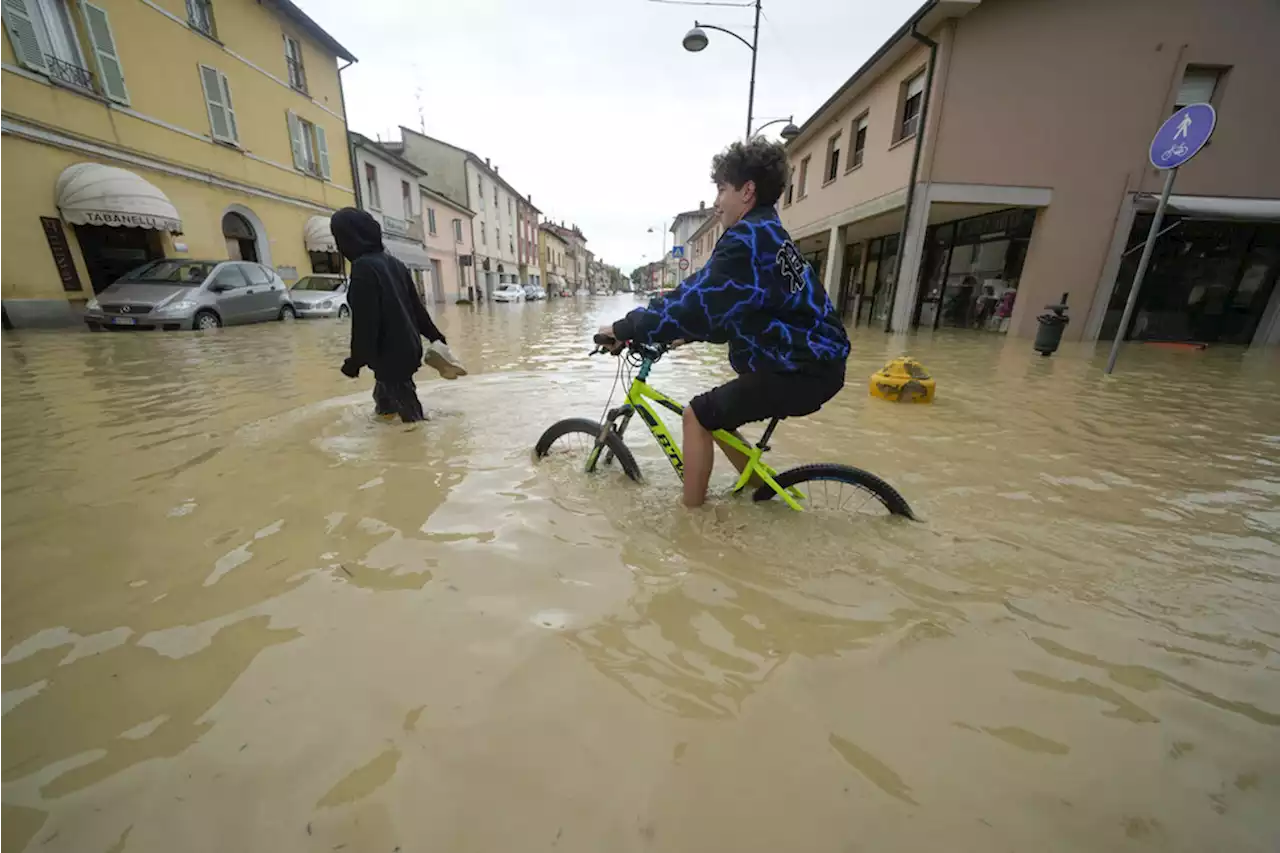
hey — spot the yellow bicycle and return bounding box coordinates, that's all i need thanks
[535,336,914,517]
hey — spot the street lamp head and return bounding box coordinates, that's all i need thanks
[780,122,801,142]
[682,26,708,52]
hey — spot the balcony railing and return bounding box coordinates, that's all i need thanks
[46,54,93,91]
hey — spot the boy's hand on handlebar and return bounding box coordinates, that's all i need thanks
[595,325,626,354]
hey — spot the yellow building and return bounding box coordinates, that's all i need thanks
[538,222,569,295]
[1,0,356,327]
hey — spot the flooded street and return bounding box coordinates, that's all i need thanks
[4,296,1279,852]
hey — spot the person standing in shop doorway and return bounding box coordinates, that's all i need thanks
[330,207,453,423]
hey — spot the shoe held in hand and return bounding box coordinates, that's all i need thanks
[424,341,467,380]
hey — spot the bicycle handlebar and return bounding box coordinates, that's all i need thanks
[589,334,670,360]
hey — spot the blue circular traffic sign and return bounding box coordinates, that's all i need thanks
[1149,103,1216,169]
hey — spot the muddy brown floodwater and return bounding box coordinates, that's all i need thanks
[3,296,1279,852]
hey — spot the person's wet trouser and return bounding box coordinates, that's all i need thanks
[373,376,425,423]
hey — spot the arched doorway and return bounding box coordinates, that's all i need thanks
[223,212,258,261]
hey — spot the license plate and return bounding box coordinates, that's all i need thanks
[111,316,137,325]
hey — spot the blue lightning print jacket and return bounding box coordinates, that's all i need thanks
[612,205,850,374]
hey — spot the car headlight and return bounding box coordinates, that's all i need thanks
[316,300,332,309]
[85,297,100,311]
[158,299,198,314]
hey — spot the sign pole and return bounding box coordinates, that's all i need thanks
[1103,101,1215,375]
[1104,168,1176,375]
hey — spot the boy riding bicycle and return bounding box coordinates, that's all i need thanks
[598,137,850,508]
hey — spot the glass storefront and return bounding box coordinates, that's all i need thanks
[1102,218,1280,345]
[914,207,1035,333]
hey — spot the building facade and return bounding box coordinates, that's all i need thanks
[782,0,1280,347]
[686,212,725,279]
[2,0,356,327]
[420,184,475,303]
[669,202,713,285]
[350,132,433,296]
[538,223,570,294]
[391,127,537,300]
[516,195,540,289]
[541,222,589,291]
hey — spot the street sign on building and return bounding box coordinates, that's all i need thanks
[671,245,684,258]
[1149,103,1215,170]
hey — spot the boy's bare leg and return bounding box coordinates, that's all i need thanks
[715,430,766,488]
[682,406,715,507]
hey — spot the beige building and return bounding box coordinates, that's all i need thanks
[782,0,1280,347]
[686,212,724,279]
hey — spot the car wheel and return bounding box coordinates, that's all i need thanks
[279,305,297,321]
[194,310,221,331]
[338,305,350,319]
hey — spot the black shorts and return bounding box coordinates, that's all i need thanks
[689,362,846,432]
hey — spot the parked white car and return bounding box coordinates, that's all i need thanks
[289,274,349,318]
[494,284,525,303]
[523,284,546,300]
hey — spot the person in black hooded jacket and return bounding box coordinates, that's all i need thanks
[330,207,446,423]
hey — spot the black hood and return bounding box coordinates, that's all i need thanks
[330,207,384,261]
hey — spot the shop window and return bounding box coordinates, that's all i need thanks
[287,112,330,179]
[849,114,868,170]
[283,33,307,94]
[186,0,215,38]
[824,131,841,184]
[1174,65,1226,110]
[898,71,925,141]
[199,64,238,144]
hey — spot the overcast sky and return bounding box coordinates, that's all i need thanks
[304,0,919,272]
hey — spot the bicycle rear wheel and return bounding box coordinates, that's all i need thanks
[754,463,914,518]
[534,418,642,481]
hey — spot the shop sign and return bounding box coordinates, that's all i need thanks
[382,215,410,237]
[78,210,183,231]
[40,217,83,292]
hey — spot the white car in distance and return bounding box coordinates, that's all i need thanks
[493,284,525,303]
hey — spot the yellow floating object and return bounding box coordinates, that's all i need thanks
[869,357,936,403]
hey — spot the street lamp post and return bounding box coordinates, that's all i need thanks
[751,116,800,141]
[682,0,763,139]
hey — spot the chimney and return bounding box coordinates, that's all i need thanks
[485,157,491,167]
[699,200,705,210]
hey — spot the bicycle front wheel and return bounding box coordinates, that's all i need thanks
[534,417,642,481]
[754,463,914,518]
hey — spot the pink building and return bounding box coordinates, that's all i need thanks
[782,0,1280,347]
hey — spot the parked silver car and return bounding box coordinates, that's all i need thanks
[289,274,349,319]
[83,259,295,331]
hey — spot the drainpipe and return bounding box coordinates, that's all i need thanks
[884,19,938,333]
[337,59,360,210]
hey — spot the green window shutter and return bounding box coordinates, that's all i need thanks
[199,64,232,142]
[286,110,306,170]
[3,0,49,73]
[314,122,330,179]
[82,2,128,103]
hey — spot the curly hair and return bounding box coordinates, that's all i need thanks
[710,137,789,206]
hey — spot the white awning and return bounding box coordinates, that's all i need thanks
[304,215,336,252]
[56,163,183,233]
[384,237,432,269]
[1135,193,1280,222]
